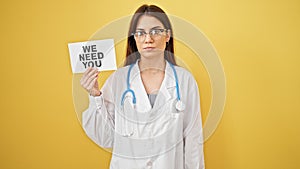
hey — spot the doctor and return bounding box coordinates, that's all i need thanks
[80,4,205,169]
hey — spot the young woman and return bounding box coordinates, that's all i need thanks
[80,4,205,169]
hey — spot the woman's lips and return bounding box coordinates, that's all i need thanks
[143,47,155,51]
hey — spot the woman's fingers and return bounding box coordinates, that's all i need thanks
[85,69,98,86]
[87,76,98,92]
[80,67,99,92]
[83,67,93,76]
[81,67,98,84]
[81,67,97,84]
[87,68,98,79]
[85,73,98,90]
[81,67,93,82]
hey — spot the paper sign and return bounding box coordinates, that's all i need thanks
[68,39,117,73]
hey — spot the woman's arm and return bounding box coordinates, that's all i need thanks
[81,68,116,148]
[82,94,115,148]
[184,113,205,169]
[183,75,205,169]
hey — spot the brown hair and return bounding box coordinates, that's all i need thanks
[124,4,176,66]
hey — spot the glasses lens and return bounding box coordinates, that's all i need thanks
[134,31,144,37]
[134,29,167,42]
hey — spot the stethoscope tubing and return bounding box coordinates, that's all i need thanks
[121,61,181,106]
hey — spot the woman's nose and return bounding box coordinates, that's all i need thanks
[144,34,153,43]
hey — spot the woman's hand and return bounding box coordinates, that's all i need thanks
[80,67,101,96]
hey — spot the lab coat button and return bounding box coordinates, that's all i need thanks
[146,161,152,166]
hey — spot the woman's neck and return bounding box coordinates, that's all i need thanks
[138,55,166,72]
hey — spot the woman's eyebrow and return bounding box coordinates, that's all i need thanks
[136,26,164,30]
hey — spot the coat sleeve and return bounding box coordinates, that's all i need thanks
[82,73,116,148]
[183,75,205,169]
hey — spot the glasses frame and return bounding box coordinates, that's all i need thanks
[132,29,169,42]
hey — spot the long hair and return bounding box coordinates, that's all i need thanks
[124,4,176,66]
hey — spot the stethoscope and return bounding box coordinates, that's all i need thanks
[120,62,185,137]
[120,61,185,112]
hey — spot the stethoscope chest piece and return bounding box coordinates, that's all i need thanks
[175,100,185,112]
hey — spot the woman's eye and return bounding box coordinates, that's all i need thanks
[136,31,145,36]
[150,30,160,35]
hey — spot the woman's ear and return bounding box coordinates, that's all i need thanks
[166,29,171,42]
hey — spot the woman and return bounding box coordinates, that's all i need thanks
[80,4,205,169]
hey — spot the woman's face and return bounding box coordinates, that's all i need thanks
[134,15,170,59]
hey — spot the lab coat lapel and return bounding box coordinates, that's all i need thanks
[153,62,176,110]
[129,62,152,113]
[129,61,177,113]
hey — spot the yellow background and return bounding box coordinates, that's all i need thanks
[1,0,300,169]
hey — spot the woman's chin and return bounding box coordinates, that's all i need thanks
[140,50,164,59]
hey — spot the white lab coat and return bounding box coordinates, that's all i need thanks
[82,60,205,169]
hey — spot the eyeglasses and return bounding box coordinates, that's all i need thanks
[132,29,169,42]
